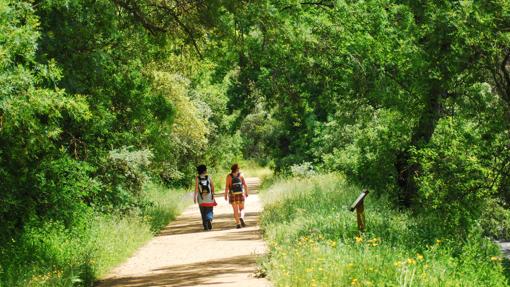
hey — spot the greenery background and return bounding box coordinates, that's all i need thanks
[1,0,510,286]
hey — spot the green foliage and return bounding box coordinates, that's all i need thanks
[96,148,153,212]
[213,0,510,237]
[260,175,509,286]
[0,183,186,287]
[0,1,238,285]
[2,0,510,285]
[481,199,510,240]
[0,0,93,240]
[239,103,279,165]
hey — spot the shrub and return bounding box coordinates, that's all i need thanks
[290,162,317,178]
[96,148,153,212]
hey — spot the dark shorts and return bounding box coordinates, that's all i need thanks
[229,193,245,205]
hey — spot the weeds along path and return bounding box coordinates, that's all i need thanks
[96,177,271,287]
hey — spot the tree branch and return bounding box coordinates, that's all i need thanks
[300,1,334,8]
[501,49,510,89]
[111,0,204,58]
[111,0,167,35]
[281,1,334,11]
[149,2,204,59]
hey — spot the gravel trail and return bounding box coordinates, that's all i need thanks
[96,177,270,287]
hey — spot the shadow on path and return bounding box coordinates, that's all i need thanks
[158,212,261,236]
[96,255,257,287]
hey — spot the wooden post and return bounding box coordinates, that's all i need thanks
[350,189,369,232]
[356,202,365,231]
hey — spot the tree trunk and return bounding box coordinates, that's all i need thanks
[395,82,443,207]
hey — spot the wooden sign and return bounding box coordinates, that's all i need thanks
[350,189,369,211]
[349,189,369,231]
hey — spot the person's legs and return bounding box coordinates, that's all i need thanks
[208,206,214,221]
[205,207,213,230]
[199,206,208,230]
[239,203,246,227]
[231,203,240,226]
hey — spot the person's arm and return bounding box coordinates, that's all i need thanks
[210,180,215,195]
[242,176,249,197]
[194,177,198,204]
[224,175,230,201]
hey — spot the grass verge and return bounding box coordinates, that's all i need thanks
[0,183,188,287]
[260,174,508,286]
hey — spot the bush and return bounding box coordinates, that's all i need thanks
[480,199,510,240]
[290,162,317,178]
[413,114,504,236]
[95,148,153,212]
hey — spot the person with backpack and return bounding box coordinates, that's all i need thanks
[194,164,216,231]
[224,163,249,229]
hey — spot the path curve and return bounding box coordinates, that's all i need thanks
[96,177,270,287]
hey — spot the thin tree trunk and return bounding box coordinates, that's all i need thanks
[396,82,443,207]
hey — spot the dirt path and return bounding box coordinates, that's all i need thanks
[96,177,270,287]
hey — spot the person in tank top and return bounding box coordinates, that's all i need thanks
[224,163,249,229]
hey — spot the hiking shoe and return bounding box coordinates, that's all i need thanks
[240,218,246,227]
[207,220,212,230]
[236,224,241,229]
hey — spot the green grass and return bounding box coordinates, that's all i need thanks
[260,174,508,287]
[142,182,188,232]
[0,182,188,287]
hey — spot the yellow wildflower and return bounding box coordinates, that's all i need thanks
[491,256,502,261]
[355,236,363,243]
[407,258,417,265]
[367,237,380,243]
[416,254,424,261]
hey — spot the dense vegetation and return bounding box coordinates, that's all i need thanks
[220,0,510,239]
[260,174,507,286]
[0,0,237,285]
[1,0,510,285]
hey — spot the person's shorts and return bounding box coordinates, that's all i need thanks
[229,193,245,205]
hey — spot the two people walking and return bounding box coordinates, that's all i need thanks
[193,163,250,230]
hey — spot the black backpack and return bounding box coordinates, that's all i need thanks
[198,175,211,194]
[231,173,243,193]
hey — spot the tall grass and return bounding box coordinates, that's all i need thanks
[260,174,508,286]
[0,183,187,287]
